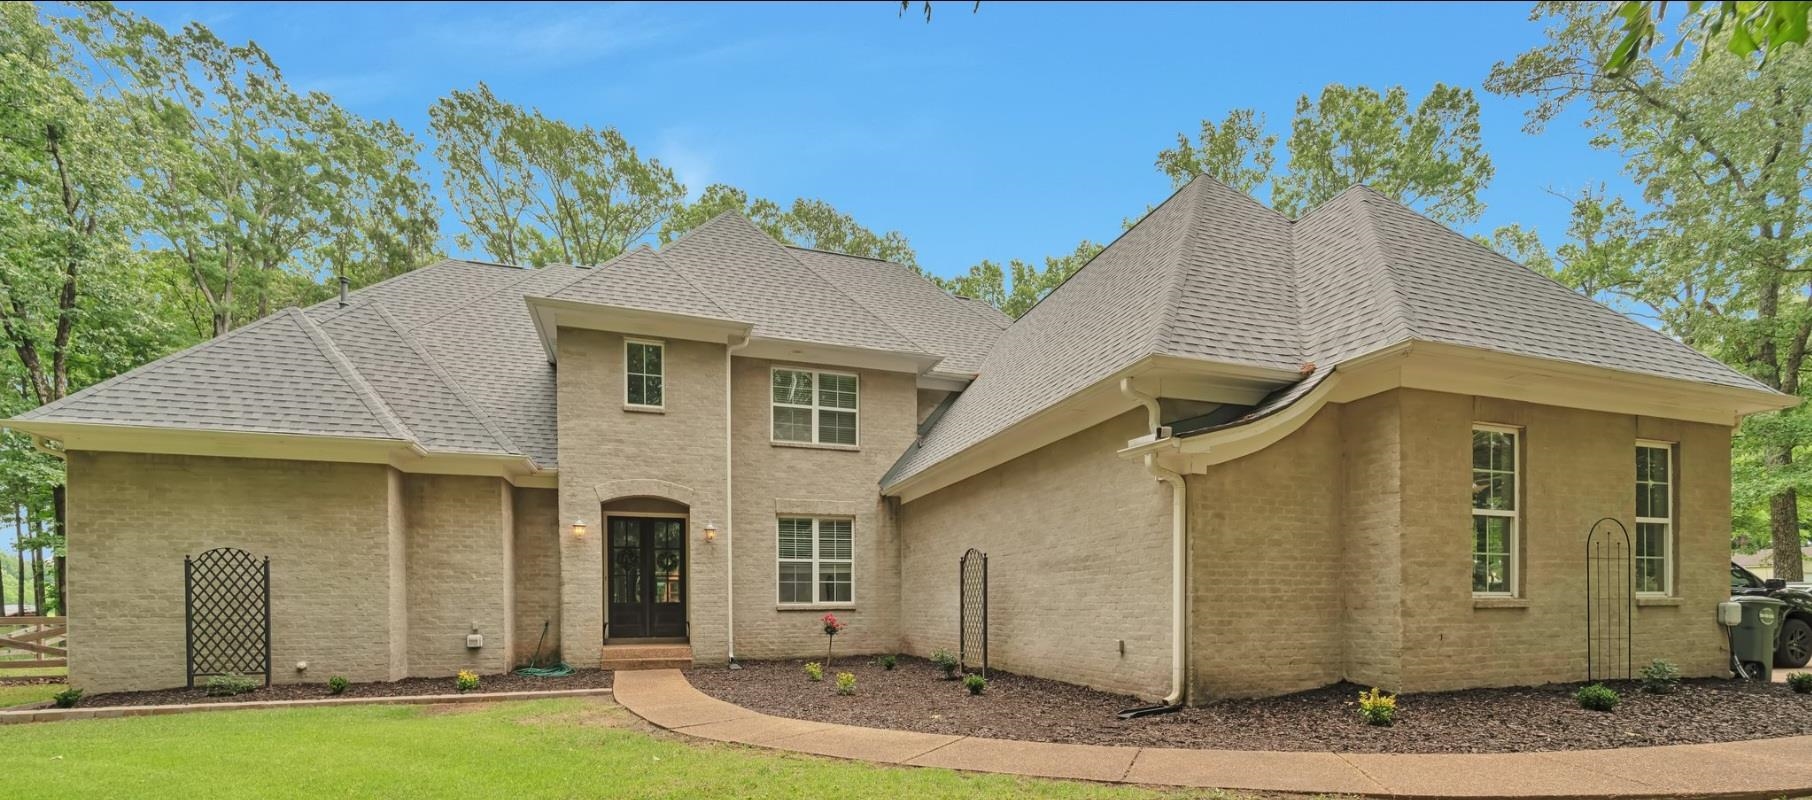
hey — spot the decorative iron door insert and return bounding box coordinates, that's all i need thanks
[959,548,987,677]
[1585,517,1633,682]
[185,548,271,688]
[608,517,687,639]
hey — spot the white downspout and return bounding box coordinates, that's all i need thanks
[1120,378,1187,707]
[725,332,752,664]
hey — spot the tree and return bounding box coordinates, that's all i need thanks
[1488,2,1812,576]
[1156,84,1494,225]
[937,240,1103,319]
[432,83,684,267]
[1607,1,1809,73]
[661,184,920,269]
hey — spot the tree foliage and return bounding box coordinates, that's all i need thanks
[1488,2,1812,572]
[432,83,683,267]
[1607,1,1809,73]
[935,240,1103,319]
[660,184,919,269]
[1158,84,1494,225]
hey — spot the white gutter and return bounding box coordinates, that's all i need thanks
[725,332,752,662]
[1119,378,1187,707]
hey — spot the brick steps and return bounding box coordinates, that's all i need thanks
[601,644,693,671]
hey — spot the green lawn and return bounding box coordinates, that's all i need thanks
[0,681,62,708]
[0,698,1306,799]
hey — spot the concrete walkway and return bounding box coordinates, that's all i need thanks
[613,669,1812,799]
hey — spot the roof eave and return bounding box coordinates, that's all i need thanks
[525,295,755,363]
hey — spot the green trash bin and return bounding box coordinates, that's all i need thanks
[1731,595,1787,681]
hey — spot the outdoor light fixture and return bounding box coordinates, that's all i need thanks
[703,521,719,543]
[571,519,588,539]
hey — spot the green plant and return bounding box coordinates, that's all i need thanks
[1788,672,1812,694]
[327,676,349,695]
[1576,683,1620,711]
[51,687,83,709]
[835,672,857,696]
[931,649,959,679]
[821,613,846,667]
[803,661,824,682]
[963,673,987,695]
[1640,659,1681,694]
[205,673,259,697]
[1356,687,1396,726]
[455,670,480,693]
[876,654,897,671]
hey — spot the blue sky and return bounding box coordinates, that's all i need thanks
[122,1,1630,280]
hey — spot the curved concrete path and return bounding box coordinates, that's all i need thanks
[614,669,1812,799]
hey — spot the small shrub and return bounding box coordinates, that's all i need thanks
[821,613,846,667]
[931,649,959,679]
[1788,672,1812,694]
[1576,683,1620,712]
[1640,659,1681,694]
[803,661,824,682]
[326,676,349,696]
[455,670,480,693]
[876,654,897,671]
[835,672,857,696]
[205,673,258,697]
[51,687,83,709]
[1357,687,1396,726]
[963,673,987,695]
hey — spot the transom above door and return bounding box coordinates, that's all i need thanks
[607,516,686,640]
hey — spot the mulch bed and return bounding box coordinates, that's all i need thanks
[686,656,1812,754]
[74,668,612,709]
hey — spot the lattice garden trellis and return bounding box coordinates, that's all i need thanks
[959,548,987,677]
[185,547,271,688]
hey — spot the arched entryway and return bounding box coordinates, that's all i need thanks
[601,494,689,641]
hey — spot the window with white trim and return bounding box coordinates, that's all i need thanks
[771,368,858,445]
[777,517,853,604]
[1636,441,1674,595]
[625,340,663,408]
[1471,425,1519,596]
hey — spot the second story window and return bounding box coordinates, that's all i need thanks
[626,340,664,409]
[772,368,858,446]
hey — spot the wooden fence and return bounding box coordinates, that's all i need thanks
[0,617,66,671]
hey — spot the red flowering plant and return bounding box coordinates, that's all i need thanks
[821,613,847,666]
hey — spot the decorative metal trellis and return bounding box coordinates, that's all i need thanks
[185,548,271,688]
[959,548,988,677]
[1584,517,1633,682]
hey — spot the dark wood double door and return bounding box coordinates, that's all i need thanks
[608,517,686,639]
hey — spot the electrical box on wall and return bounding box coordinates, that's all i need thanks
[466,633,484,649]
[1718,601,1742,626]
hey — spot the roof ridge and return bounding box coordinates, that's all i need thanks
[402,263,550,333]
[786,244,993,327]
[289,308,416,442]
[1007,177,1203,327]
[1147,178,1209,359]
[1345,190,1420,344]
[772,232,924,353]
[642,246,736,320]
[17,309,308,421]
[367,301,526,458]
[305,259,522,323]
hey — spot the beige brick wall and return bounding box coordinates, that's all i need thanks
[897,411,1172,699]
[728,358,917,661]
[512,487,560,663]
[554,328,729,661]
[403,474,515,677]
[1340,391,1404,690]
[1189,406,1346,699]
[65,452,402,693]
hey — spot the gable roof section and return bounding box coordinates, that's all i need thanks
[541,245,736,322]
[785,246,1008,379]
[885,176,1780,492]
[19,308,409,441]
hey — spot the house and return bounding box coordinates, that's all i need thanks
[12,176,1793,699]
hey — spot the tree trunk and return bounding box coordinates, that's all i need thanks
[52,486,65,615]
[1770,446,1804,581]
[12,507,23,615]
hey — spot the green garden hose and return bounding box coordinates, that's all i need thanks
[511,620,575,677]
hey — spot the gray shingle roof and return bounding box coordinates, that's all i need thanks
[785,246,1007,379]
[541,245,735,321]
[884,177,1776,490]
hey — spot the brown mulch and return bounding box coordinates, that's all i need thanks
[686,656,1812,754]
[76,668,612,709]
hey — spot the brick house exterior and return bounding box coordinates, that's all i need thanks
[15,176,1792,700]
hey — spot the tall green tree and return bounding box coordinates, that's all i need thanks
[936,240,1103,319]
[1156,84,1494,225]
[660,184,919,269]
[1488,2,1812,575]
[432,83,683,267]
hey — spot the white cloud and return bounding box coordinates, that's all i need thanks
[413,3,683,69]
[653,131,717,199]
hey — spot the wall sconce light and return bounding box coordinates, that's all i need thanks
[571,519,588,539]
[703,521,719,543]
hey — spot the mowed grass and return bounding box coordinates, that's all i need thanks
[0,698,1302,800]
[0,681,62,707]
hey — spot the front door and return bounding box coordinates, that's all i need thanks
[607,517,686,639]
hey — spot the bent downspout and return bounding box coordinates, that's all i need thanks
[1118,378,1188,716]
[725,332,752,666]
